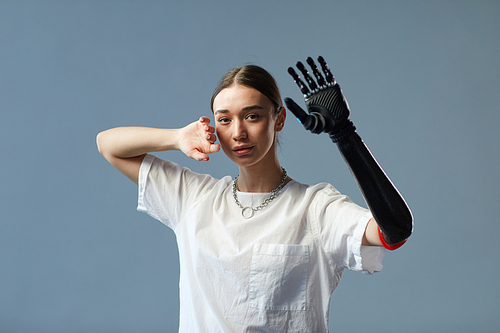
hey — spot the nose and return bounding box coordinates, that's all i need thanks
[232,119,247,141]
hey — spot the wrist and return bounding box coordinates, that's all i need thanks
[329,121,356,143]
[165,128,182,151]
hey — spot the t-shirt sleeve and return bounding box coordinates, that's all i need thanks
[137,154,219,230]
[309,183,385,275]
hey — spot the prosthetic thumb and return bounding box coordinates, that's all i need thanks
[285,97,327,134]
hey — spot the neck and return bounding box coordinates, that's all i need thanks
[236,161,287,193]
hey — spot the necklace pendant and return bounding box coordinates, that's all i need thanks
[233,167,287,219]
[242,207,254,219]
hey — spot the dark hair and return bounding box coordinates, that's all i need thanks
[210,65,283,114]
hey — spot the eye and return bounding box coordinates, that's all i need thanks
[217,117,230,124]
[246,114,259,120]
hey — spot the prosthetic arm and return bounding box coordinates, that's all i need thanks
[285,56,413,249]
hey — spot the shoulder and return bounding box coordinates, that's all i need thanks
[286,180,342,199]
[280,180,350,215]
[143,154,207,178]
[285,180,364,220]
[141,154,232,190]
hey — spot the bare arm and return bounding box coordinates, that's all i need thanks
[362,218,383,247]
[96,117,220,184]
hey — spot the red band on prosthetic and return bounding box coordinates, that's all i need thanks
[378,226,407,251]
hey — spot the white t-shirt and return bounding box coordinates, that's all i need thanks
[137,154,385,332]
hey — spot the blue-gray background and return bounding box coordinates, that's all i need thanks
[1,1,499,332]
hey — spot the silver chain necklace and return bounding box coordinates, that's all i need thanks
[232,167,287,219]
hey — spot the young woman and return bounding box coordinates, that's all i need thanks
[97,62,410,332]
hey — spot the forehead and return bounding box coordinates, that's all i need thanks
[213,84,272,112]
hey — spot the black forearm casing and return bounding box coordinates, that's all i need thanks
[332,124,413,245]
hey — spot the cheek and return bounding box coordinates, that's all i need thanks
[265,121,278,143]
[215,126,223,140]
[215,127,235,158]
[215,126,229,146]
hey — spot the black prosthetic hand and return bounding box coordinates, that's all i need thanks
[285,56,413,247]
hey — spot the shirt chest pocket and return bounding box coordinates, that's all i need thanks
[249,243,309,311]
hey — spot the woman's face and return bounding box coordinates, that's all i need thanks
[213,84,285,169]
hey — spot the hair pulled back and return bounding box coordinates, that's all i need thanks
[211,65,283,114]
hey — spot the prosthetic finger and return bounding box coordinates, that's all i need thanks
[296,61,318,91]
[318,56,334,84]
[306,57,326,87]
[287,67,310,95]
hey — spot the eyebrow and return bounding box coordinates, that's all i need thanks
[214,105,265,115]
[242,105,265,111]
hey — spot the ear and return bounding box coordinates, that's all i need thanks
[274,107,286,132]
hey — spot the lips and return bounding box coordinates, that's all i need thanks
[232,145,254,156]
